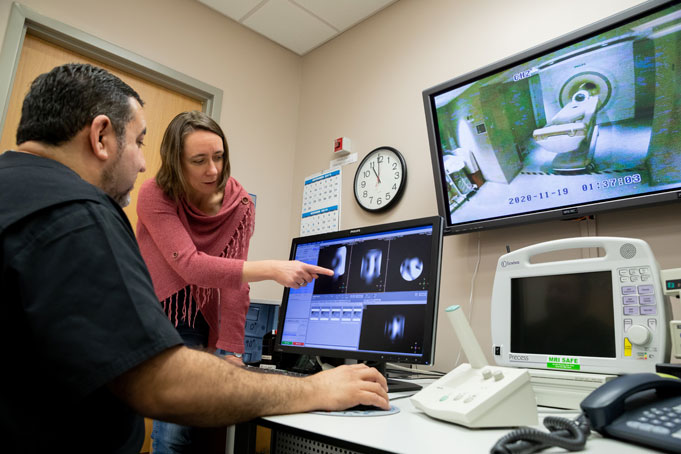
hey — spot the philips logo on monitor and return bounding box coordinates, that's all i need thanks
[500,260,520,268]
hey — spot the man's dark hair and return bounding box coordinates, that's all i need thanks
[16,63,144,146]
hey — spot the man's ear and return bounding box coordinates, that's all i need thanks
[89,115,115,162]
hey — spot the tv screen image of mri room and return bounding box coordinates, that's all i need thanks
[429,2,681,230]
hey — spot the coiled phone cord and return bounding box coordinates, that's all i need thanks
[490,413,591,454]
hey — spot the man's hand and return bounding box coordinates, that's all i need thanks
[108,346,390,427]
[304,364,390,411]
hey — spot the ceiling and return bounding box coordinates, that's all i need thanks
[197,0,399,56]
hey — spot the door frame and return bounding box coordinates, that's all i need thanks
[0,1,223,136]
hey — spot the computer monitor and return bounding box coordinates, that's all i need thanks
[275,216,444,392]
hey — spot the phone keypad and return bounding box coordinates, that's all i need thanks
[625,405,681,438]
[608,394,681,452]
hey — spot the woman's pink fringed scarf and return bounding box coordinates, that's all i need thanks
[136,177,255,351]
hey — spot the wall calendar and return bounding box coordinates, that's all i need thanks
[300,168,341,237]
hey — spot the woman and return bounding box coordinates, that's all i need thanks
[136,110,332,453]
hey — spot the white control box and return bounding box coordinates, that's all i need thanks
[411,305,538,428]
[411,362,537,428]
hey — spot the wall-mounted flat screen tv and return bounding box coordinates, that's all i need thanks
[424,0,681,235]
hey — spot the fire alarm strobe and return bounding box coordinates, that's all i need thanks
[334,137,351,155]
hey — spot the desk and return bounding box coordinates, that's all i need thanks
[237,391,662,454]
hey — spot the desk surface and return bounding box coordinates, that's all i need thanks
[259,391,661,454]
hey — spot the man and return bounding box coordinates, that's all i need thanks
[0,63,389,453]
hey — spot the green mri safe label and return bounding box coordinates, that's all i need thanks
[547,356,581,370]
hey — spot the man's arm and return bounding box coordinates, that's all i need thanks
[108,346,389,426]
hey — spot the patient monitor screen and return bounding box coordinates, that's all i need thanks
[511,271,616,358]
[428,2,681,232]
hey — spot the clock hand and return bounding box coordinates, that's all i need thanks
[372,165,381,184]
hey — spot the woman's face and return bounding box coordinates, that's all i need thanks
[181,130,224,199]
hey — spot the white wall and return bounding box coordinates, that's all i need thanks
[0,0,302,301]
[295,0,681,372]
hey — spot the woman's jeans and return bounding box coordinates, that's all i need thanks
[151,308,209,454]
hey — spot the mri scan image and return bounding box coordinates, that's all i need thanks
[385,234,432,292]
[313,244,350,294]
[358,304,425,354]
[347,240,388,293]
[360,248,383,285]
[331,246,347,279]
[385,314,406,343]
[400,257,424,282]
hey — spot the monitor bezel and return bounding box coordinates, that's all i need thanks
[274,215,444,366]
[423,0,681,236]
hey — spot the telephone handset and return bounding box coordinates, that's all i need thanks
[581,373,681,452]
[493,373,681,453]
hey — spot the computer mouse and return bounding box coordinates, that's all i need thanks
[345,404,391,412]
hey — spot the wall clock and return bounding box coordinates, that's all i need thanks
[353,146,407,212]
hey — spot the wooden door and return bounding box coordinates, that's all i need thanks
[0,34,203,230]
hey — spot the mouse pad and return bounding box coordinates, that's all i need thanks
[312,405,400,416]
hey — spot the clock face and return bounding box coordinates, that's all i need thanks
[354,147,407,212]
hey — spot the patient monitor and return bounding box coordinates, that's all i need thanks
[492,237,670,375]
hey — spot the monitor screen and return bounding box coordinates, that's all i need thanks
[510,271,616,358]
[423,0,681,235]
[275,216,443,368]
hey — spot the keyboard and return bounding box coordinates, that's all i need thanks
[243,365,309,377]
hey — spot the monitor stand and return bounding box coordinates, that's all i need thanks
[386,378,422,393]
[368,361,423,393]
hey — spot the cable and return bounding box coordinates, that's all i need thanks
[536,407,582,415]
[455,232,482,366]
[470,231,481,313]
[386,372,446,381]
[385,363,445,376]
[314,356,333,371]
[490,414,590,454]
[389,393,418,401]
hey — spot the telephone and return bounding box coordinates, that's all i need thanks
[581,373,681,452]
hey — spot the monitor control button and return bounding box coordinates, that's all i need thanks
[624,319,633,332]
[628,324,652,346]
